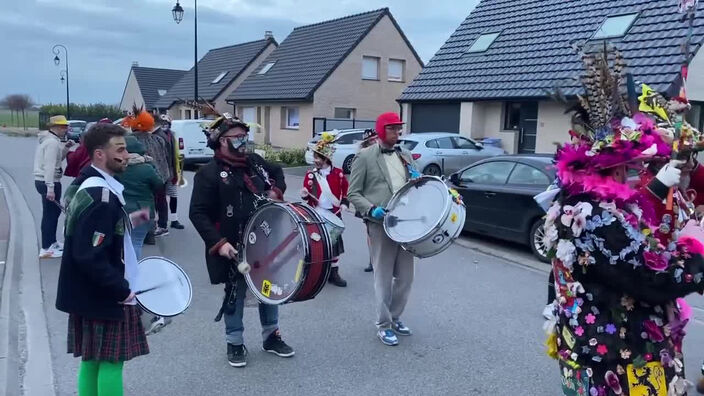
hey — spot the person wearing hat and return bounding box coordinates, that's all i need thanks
[348,112,421,346]
[33,115,74,258]
[300,132,349,287]
[190,116,293,368]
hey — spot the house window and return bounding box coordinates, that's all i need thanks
[466,32,500,53]
[212,71,228,84]
[184,109,192,119]
[362,56,380,80]
[258,62,276,75]
[334,107,355,119]
[593,13,638,39]
[388,59,405,82]
[157,89,167,96]
[503,102,521,130]
[283,106,299,129]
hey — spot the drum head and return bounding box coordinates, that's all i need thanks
[385,176,449,243]
[134,257,192,317]
[244,204,307,304]
[315,207,345,229]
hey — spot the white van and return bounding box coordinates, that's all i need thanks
[170,119,214,165]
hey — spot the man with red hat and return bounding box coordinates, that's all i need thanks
[348,112,421,346]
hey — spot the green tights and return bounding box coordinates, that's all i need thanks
[78,360,124,396]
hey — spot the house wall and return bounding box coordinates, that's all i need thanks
[535,101,570,154]
[689,51,704,101]
[120,71,145,112]
[313,14,423,122]
[238,103,314,148]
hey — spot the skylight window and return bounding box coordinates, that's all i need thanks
[158,89,167,96]
[211,71,228,84]
[466,32,500,53]
[258,62,276,75]
[593,13,638,39]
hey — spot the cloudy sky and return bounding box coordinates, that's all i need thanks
[1,0,478,106]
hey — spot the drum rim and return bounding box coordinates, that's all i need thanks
[401,203,466,258]
[314,206,345,229]
[384,176,452,243]
[135,256,193,317]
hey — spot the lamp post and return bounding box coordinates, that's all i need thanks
[52,44,70,119]
[172,0,198,112]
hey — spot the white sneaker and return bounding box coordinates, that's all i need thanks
[39,247,62,259]
[50,242,64,251]
[542,303,555,320]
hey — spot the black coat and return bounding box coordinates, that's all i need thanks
[56,166,132,320]
[189,154,286,284]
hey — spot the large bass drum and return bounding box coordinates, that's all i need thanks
[384,176,466,258]
[243,202,333,305]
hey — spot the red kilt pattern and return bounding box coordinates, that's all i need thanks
[67,305,149,362]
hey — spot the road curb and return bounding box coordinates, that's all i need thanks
[453,237,550,274]
[0,168,56,396]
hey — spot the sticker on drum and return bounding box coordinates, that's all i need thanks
[261,280,272,297]
[294,260,304,283]
[451,213,458,223]
[432,234,445,244]
[248,232,257,245]
[260,221,272,237]
[311,232,321,242]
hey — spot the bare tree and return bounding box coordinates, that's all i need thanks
[4,94,33,129]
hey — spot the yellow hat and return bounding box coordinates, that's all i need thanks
[48,115,69,126]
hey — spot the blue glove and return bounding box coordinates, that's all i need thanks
[407,165,421,179]
[370,206,387,219]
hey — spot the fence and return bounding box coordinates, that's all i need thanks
[312,117,375,137]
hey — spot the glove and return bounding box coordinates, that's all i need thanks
[370,206,387,220]
[655,160,685,188]
[300,188,309,198]
[407,165,421,179]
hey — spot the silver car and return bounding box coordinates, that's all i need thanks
[399,132,505,176]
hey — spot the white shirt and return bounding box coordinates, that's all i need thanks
[383,153,406,193]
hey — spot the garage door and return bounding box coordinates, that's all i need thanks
[410,103,461,133]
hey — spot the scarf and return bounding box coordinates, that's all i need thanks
[215,151,260,194]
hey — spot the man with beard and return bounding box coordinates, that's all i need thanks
[348,112,420,346]
[56,123,151,395]
[190,116,293,368]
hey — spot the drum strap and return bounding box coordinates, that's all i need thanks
[314,172,340,208]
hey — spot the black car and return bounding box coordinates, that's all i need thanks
[449,155,555,262]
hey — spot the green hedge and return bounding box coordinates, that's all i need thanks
[39,103,124,129]
[254,145,306,167]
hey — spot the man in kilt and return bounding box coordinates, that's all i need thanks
[56,123,151,395]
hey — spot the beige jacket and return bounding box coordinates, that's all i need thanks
[347,144,414,223]
[33,131,69,189]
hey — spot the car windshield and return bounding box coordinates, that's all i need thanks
[69,122,85,127]
[399,140,417,150]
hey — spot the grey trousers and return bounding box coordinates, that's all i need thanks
[367,222,415,329]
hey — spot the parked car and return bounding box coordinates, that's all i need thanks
[170,119,214,165]
[399,133,505,176]
[448,155,555,262]
[305,128,368,173]
[67,120,87,142]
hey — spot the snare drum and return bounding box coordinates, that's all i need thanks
[314,207,345,243]
[384,176,466,258]
[134,257,193,317]
[243,202,333,305]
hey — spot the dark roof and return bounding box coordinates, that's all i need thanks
[400,0,704,102]
[155,38,276,108]
[228,8,423,102]
[126,67,186,110]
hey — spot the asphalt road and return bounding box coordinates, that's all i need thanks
[2,134,704,396]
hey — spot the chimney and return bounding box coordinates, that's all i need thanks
[132,61,139,67]
[264,31,273,40]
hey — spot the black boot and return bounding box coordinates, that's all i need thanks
[364,261,373,272]
[144,231,156,246]
[328,267,347,287]
[170,220,185,230]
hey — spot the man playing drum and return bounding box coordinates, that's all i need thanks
[189,116,294,368]
[56,123,151,395]
[348,112,421,346]
[301,132,349,287]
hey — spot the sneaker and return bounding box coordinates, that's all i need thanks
[154,227,169,237]
[50,241,64,251]
[263,330,295,357]
[227,344,248,367]
[542,303,556,320]
[377,329,399,346]
[392,321,412,336]
[144,232,156,245]
[39,247,62,259]
[170,221,185,230]
[145,316,172,335]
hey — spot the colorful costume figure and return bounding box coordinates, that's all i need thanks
[544,48,704,396]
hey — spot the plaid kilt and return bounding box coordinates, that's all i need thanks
[67,305,149,362]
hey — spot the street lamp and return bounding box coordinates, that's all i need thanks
[52,44,70,119]
[172,0,198,112]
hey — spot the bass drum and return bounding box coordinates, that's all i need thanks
[243,202,333,305]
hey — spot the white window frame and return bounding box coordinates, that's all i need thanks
[388,59,405,82]
[284,106,300,129]
[259,62,276,75]
[592,13,639,40]
[362,56,380,80]
[211,71,228,84]
[466,32,500,53]
[157,89,167,96]
[334,107,356,119]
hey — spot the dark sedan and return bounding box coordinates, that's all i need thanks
[449,155,555,262]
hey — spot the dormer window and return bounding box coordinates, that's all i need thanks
[466,32,500,53]
[212,71,228,84]
[592,13,638,39]
[158,89,167,96]
[259,62,276,75]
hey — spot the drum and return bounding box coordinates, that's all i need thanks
[134,257,193,317]
[314,207,345,243]
[243,202,333,305]
[384,176,466,258]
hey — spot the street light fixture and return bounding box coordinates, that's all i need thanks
[172,1,184,24]
[172,0,198,113]
[52,44,70,119]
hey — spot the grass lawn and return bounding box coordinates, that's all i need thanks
[0,109,39,128]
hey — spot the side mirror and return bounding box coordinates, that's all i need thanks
[449,173,460,185]
[475,142,484,150]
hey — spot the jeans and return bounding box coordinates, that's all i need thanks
[34,181,62,249]
[224,275,278,346]
[130,220,153,259]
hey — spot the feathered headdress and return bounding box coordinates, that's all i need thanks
[122,104,155,133]
[313,132,336,160]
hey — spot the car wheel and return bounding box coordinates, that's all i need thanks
[342,155,355,174]
[530,219,550,263]
[423,164,442,176]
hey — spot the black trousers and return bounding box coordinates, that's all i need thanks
[547,271,556,304]
[34,181,62,249]
[154,183,168,228]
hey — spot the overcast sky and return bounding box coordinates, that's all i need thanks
[1,0,478,106]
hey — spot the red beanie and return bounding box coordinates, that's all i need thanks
[375,112,404,143]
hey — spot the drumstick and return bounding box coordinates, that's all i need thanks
[135,282,171,295]
[53,201,66,213]
[386,215,426,228]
